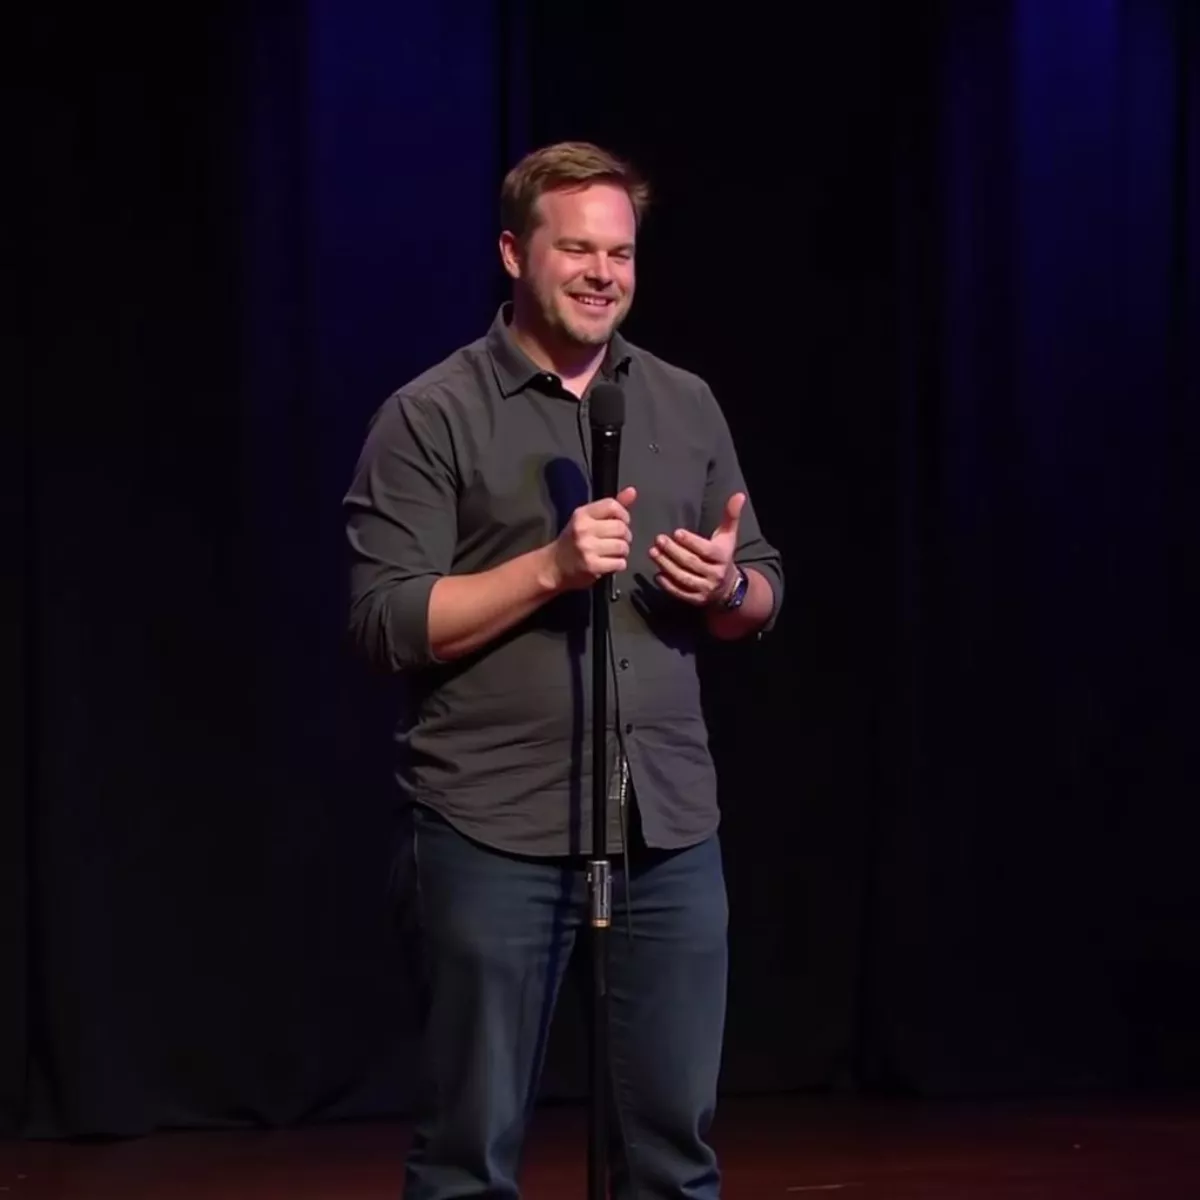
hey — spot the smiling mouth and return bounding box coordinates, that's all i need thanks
[569,294,614,309]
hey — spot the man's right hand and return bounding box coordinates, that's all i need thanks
[549,486,638,591]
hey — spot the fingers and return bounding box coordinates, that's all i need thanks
[650,533,717,579]
[721,491,747,529]
[580,522,632,572]
[669,527,724,563]
[655,570,707,603]
[588,488,637,522]
[649,546,713,604]
[566,492,636,582]
[590,518,633,542]
[653,556,710,603]
[580,539,630,578]
[649,530,730,606]
[575,501,633,561]
[588,537,632,561]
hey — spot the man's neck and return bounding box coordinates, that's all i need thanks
[509,307,606,398]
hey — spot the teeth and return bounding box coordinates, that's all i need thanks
[574,295,608,306]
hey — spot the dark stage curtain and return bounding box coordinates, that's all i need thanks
[870,0,1200,1095]
[14,3,524,1137]
[8,0,1198,1139]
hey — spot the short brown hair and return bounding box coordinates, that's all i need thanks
[500,141,651,244]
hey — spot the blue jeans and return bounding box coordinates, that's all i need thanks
[399,803,728,1199]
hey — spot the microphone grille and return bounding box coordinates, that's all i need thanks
[589,382,626,429]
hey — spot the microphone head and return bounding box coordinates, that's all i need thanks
[589,382,626,430]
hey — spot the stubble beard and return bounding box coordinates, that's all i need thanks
[549,291,628,348]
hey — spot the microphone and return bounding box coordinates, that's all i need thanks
[588,382,625,502]
[589,383,626,604]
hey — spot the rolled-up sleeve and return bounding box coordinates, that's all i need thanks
[343,391,458,670]
[697,383,785,634]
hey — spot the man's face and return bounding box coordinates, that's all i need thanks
[506,182,637,348]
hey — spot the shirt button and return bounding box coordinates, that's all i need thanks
[619,657,630,670]
[624,722,633,733]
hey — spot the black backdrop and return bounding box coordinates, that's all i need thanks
[9,0,1199,1139]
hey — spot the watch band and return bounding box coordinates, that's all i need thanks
[719,565,749,610]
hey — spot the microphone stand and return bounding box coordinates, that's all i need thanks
[585,385,623,1200]
[588,569,611,1200]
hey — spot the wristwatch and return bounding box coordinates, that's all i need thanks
[718,565,748,610]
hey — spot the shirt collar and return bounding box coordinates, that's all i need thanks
[486,302,633,398]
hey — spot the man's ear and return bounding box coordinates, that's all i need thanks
[498,230,522,280]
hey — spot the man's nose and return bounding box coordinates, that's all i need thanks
[586,254,614,284]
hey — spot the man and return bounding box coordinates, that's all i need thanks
[344,141,784,1199]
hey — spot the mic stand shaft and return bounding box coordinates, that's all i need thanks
[587,577,612,1200]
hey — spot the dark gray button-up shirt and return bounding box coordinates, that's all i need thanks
[344,305,784,856]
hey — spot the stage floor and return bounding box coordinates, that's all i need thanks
[3,1094,1200,1198]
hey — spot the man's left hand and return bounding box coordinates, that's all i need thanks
[649,492,745,606]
